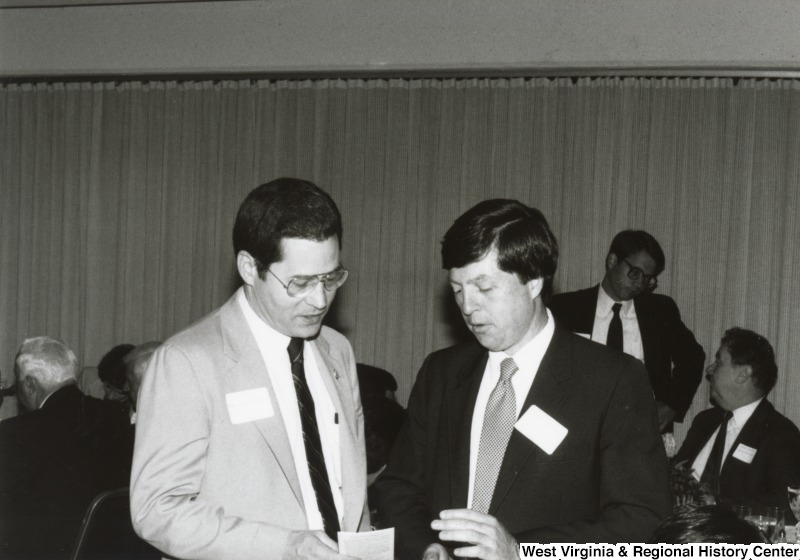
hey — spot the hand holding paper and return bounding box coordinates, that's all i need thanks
[337,528,394,560]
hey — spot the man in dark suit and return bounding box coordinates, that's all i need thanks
[0,336,133,559]
[375,200,671,560]
[674,328,800,521]
[548,230,705,438]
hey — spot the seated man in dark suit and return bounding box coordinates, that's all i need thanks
[0,336,133,559]
[674,328,800,521]
[376,200,671,560]
[548,230,705,443]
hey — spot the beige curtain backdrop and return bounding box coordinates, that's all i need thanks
[1,77,799,445]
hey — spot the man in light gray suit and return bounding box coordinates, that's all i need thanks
[131,178,369,560]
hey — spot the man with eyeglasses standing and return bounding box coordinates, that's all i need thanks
[131,178,368,560]
[549,230,705,445]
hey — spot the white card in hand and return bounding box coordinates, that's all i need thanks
[338,528,394,560]
[514,405,568,455]
[225,387,274,425]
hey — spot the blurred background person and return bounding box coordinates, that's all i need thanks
[123,341,161,423]
[649,504,770,543]
[356,364,406,527]
[0,336,133,559]
[97,343,135,408]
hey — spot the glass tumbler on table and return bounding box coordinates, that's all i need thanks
[788,486,800,543]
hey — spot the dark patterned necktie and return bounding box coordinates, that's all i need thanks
[287,337,340,540]
[699,410,733,496]
[472,357,518,513]
[607,302,623,351]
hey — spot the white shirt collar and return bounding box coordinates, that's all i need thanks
[730,397,763,430]
[597,284,634,317]
[237,287,292,351]
[488,308,555,369]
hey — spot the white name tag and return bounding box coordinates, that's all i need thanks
[226,387,274,425]
[514,405,568,455]
[732,443,757,464]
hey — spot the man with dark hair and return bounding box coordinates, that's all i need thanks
[0,336,132,558]
[376,200,671,559]
[549,229,705,438]
[674,328,800,520]
[97,342,135,404]
[131,178,368,560]
[649,504,769,543]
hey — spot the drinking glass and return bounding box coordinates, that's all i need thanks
[745,514,778,542]
[734,505,752,519]
[768,507,785,543]
[788,487,800,543]
[789,486,800,521]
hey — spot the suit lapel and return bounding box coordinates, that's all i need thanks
[310,336,353,440]
[681,409,725,468]
[448,348,487,509]
[309,335,365,531]
[633,296,657,374]
[490,328,576,513]
[576,286,599,334]
[218,295,304,509]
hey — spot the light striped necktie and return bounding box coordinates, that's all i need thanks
[472,357,518,513]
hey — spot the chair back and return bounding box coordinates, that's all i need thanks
[70,487,160,560]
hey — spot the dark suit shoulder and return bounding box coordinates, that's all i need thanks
[413,341,487,389]
[424,340,485,365]
[548,287,599,333]
[760,401,800,437]
[633,292,682,315]
[555,327,646,375]
[548,286,597,309]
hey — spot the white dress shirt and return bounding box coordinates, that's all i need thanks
[592,286,645,363]
[467,309,555,508]
[690,398,763,481]
[238,288,343,529]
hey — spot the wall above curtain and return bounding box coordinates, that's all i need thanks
[2,1,800,79]
[1,77,799,449]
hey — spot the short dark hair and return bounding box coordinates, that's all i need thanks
[649,504,769,544]
[441,199,558,295]
[721,327,778,395]
[97,343,135,391]
[608,230,666,275]
[232,177,343,277]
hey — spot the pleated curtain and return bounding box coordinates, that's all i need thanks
[2,77,799,446]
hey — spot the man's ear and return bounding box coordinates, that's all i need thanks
[605,253,618,272]
[526,277,544,301]
[20,375,40,408]
[735,364,753,385]
[236,251,258,287]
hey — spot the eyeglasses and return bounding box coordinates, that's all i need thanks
[267,267,349,298]
[622,258,658,289]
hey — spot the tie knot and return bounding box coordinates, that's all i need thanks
[499,357,518,382]
[611,302,622,316]
[721,410,733,422]
[287,337,304,364]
